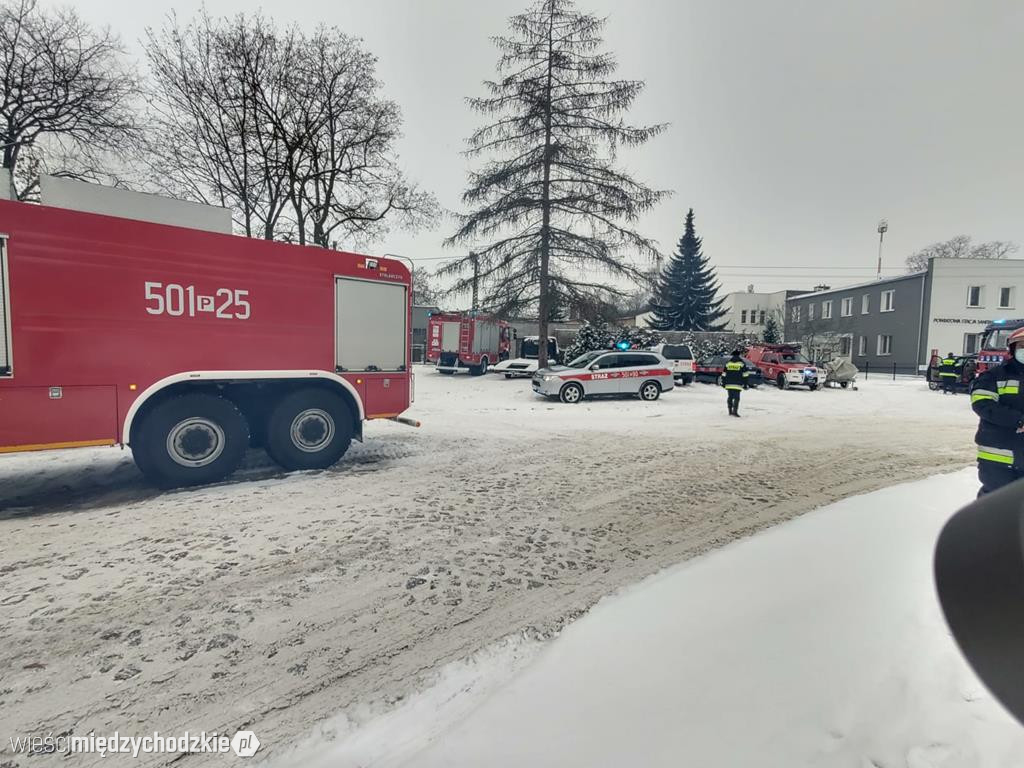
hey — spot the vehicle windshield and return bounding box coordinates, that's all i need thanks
[661,344,692,360]
[567,350,604,369]
[983,328,1021,350]
[522,338,558,358]
[781,352,811,364]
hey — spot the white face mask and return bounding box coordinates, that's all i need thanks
[1015,348,1024,365]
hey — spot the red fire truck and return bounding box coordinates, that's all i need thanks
[974,319,1024,375]
[426,311,512,375]
[0,186,416,488]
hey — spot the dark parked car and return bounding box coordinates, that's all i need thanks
[927,353,976,392]
[694,356,764,387]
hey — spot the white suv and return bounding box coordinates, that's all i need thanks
[532,350,675,403]
[652,343,695,385]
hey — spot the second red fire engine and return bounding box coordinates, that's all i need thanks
[426,311,512,375]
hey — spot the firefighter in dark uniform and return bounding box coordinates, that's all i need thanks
[971,328,1024,495]
[939,352,958,394]
[723,350,749,417]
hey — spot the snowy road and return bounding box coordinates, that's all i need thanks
[287,470,1024,768]
[0,371,977,766]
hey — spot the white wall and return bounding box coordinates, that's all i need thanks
[39,176,232,234]
[721,290,790,332]
[924,258,1024,357]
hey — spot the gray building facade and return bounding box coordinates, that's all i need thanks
[412,305,441,362]
[783,273,927,373]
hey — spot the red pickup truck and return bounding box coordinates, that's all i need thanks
[745,344,821,390]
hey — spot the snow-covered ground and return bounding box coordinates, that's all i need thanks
[0,369,981,766]
[280,469,1024,768]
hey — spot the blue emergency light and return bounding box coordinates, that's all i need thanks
[615,340,632,350]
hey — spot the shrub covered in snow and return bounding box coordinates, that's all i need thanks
[562,323,665,363]
[564,323,760,363]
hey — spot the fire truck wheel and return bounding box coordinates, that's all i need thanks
[134,394,249,488]
[559,382,584,404]
[470,357,489,376]
[776,373,788,389]
[265,389,353,471]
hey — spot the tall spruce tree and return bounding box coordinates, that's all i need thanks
[442,0,668,367]
[647,209,726,331]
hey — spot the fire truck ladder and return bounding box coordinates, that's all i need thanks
[460,316,473,354]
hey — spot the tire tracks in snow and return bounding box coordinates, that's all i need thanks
[0,417,973,767]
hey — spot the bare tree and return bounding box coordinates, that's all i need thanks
[411,268,441,306]
[443,0,669,367]
[144,12,436,244]
[0,0,137,199]
[284,28,436,248]
[906,235,1019,272]
[145,11,290,237]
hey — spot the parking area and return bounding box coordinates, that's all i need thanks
[0,369,977,766]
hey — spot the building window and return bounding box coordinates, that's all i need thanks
[839,336,851,356]
[808,304,815,321]
[861,294,870,314]
[967,286,983,308]
[881,289,895,312]
[1000,287,1014,309]
[741,310,747,324]
[858,336,866,356]
[964,333,981,355]
[877,335,893,356]
[792,305,801,322]
[822,300,832,319]
[759,310,765,325]
[841,297,853,317]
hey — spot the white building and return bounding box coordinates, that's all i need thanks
[720,288,808,333]
[921,257,1024,357]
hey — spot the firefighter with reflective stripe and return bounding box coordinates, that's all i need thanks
[939,352,958,394]
[722,350,749,417]
[971,328,1024,495]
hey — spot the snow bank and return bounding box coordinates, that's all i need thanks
[286,468,1024,768]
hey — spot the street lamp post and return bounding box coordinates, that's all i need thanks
[876,219,889,280]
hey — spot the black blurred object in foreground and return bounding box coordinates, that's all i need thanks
[935,479,1024,727]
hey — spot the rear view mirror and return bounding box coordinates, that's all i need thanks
[934,481,1024,726]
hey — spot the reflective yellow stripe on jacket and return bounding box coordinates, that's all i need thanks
[971,389,998,404]
[997,379,1020,395]
[978,445,1014,465]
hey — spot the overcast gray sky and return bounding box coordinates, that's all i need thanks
[71,0,1024,294]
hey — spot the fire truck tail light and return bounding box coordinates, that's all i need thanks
[129,384,137,391]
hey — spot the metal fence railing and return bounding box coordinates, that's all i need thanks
[860,362,925,380]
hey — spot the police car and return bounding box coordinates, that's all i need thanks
[532,348,676,403]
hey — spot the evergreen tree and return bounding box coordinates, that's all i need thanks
[563,321,614,362]
[443,0,668,367]
[647,209,726,331]
[762,314,781,343]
